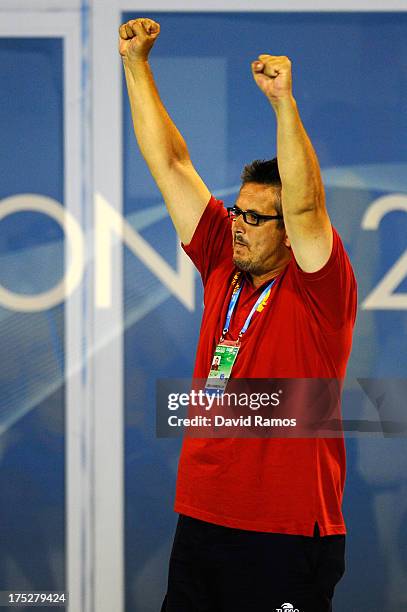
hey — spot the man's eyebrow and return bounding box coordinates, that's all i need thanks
[234,204,264,215]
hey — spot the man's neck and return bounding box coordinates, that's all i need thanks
[250,258,290,289]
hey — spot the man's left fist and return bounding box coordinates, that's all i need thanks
[251,55,293,104]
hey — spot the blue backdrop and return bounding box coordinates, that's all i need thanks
[0,37,65,599]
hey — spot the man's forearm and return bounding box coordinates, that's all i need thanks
[273,95,325,215]
[123,58,190,176]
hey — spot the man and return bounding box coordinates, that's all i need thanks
[119,17,357,612]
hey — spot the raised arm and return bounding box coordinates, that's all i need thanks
[119,18,211,244]
[251,55,332,273]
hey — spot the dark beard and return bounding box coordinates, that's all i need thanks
[232,256,269,276]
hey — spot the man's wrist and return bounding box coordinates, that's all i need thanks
[269,93,297,115]
[122,56,149,71]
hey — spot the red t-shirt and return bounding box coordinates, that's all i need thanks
[175,195,357,536]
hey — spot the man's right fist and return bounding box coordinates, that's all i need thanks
[118,18,160,62]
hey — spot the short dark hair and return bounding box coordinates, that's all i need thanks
[241,158,281,188]
[240,158,284,227]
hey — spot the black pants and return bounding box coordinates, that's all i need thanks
[161,515,345,612]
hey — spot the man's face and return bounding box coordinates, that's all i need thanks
[232,182,290,276]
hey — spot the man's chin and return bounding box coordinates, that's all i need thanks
[233,256,251,272]
[233,256,269,276]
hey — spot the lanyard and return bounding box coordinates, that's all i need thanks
[222,274,277,340]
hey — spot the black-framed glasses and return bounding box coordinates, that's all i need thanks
[227,206,283,226]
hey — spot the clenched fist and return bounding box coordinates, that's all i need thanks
[251,55,293,105]
[119,18,160,62]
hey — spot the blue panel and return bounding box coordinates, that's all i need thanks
[0,38,65,595]
[123,13,407,611]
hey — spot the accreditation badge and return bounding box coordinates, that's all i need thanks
[204,339,240,395]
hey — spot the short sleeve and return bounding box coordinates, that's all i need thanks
[292,227,357,332]
[182,195,233,286]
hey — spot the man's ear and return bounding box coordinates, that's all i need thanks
[284,233,291,248]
